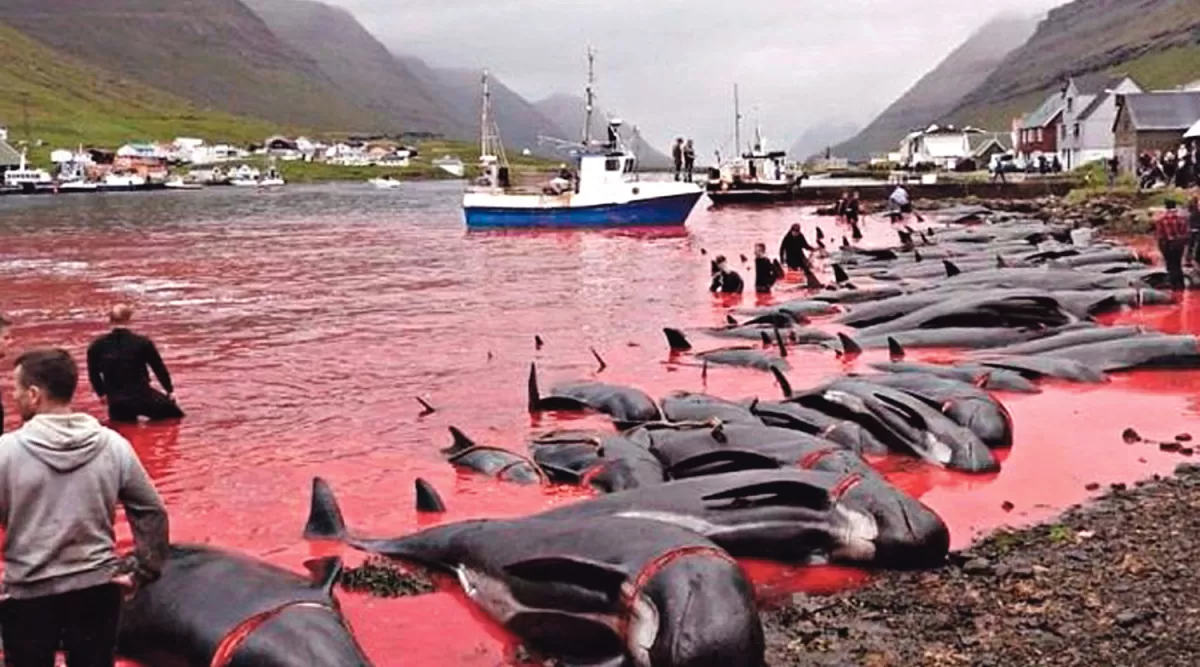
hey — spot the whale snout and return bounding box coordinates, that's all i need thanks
[841,478,949,569]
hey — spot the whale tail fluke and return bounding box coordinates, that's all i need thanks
[415,478,447,513]
[664,327,693,352]
[305,477,348,541]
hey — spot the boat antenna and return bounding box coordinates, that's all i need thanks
[734,83,742,157]
[584,46,596,147]
[480,69,490,156]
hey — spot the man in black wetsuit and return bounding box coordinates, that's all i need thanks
[709,256,745,293]
[778,224,822,288]
[0,314,11,433]
[753,243,781,294]
[87,305,184,423]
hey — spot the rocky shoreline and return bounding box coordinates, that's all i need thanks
[763,461,1200,666]
[916,191,1162,235]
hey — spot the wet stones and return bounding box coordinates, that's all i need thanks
[962,558,993,576]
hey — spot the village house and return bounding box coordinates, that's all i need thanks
[1015,93,1064,161]
[1057,74,1143,170]
[1113,91,1200,172]
[967,132,1013,168]
[897,125,984,170]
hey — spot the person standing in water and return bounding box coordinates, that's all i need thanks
[754,243,781,294]
[0,348,169,667]
[778,225,822,288]
[846,191,863,241]
[87,305,184,423]
[1155,199,1189,290]
[709,255,745,293]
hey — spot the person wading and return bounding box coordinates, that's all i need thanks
[709,255,745,294]
[87,305,184,424]
[846,191,863,241]
[1155,199,1189,291]
[0,348,169,667]
[753,243,782,294]
[778,224,822,288]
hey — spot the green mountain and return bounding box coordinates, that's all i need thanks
[240,0,461,137]
[946,0,1200,129]
[0,0,384,132]
[0,21,275,148]
[833,14,1039,160]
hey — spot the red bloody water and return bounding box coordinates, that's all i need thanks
[1,183,1197,665]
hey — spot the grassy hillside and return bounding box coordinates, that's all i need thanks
[0,21,277,150]
[948,0,1200,127]
[833,14,1040,160]
[0,0,388,132]
[242,0,459,137]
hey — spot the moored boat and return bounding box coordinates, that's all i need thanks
[705,86,805,206]
[462,51,701,229]
[433,156,466,178]
[368,176,402,189]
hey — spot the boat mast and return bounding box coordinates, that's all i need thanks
[583,47,596,146]
[480,69,490,156]
[734,84,742,157]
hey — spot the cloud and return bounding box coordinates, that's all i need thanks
[323,0,1068,155]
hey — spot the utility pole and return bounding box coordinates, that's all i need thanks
[21,92,31,143]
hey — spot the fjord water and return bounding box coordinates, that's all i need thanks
[2,182,1199,665]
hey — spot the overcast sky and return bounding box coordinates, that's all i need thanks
[325,0,1068,155]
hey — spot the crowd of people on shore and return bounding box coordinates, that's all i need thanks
[0,304,181,666]
[1135,143,1199,191]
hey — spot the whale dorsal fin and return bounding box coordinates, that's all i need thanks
[943,260,961,278]
[415,478,446,513]
[663,327,692,352]
[443,426,477,456]
[888,337,905,362]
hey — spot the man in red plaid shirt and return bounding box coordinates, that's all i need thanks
[1155,199,1189,290]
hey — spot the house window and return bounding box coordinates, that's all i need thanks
[1067,98,1073,112]
[1073,124,1080,139]
[1036,128,1042,143]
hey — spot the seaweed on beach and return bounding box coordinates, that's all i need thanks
[339,557,437,598]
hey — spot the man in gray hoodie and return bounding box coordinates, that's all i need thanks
[0,348,169,667]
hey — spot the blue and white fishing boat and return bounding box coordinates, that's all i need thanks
[463,51,702,229]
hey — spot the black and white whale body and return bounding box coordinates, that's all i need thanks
[1035,334,1200,373]
[852,372,1013,448]
[854,292,1081,338]
[117,545,372,667]
[529,430,667,492]
[663,328,791,372]
[533,469,950,570]
[305,479,765,667]
[625,422,880,478]
[791,380,999,473]
[443,427,548,485]
[968,325,1145,357]
[660,392,764,425]
[528,363,662,427]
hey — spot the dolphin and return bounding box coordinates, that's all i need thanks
[737,299,839,319]
[117,545,372,667]
[746,400,892,456]
[810,285,905,305]
[854,291,1081,337]
[968,325,1146,357]
[626,421,879,476]
[834,327,1049,352]
[852,372,1013,448]
[442,427,548,485]
[971,356,1109,384]
[663,329,790,372]
[868,361,1041,393]
[529,430,667,492]
[304,480,765,667]
[531,469,951,569]
[528,363,662,427]
[660,392,764,425]
[792,380,999,473]
[1035,334,1200,372]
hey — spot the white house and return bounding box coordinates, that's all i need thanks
[900,125,983,169]
[0,126,7,141]
[1057,74,1143,169]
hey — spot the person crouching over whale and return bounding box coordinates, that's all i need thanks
[0,347,169,667]
[87,304,184,423]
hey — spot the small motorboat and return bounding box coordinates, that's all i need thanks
[165,177,203,190]
[433,156,465,178]
[368,176,402,189]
